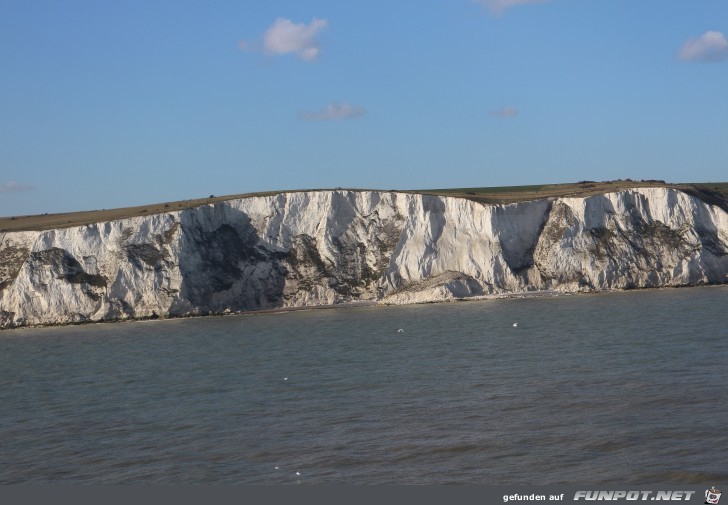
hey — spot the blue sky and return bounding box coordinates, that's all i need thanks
[1,0,727,216]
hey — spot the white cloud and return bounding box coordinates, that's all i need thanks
[263,18,328,62]
[678,31,728,62]
[299,102,366,121]
[489,107,519,118]
[0,181,34,193]
[475,0,546,15]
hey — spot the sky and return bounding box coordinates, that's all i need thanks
[1,0,727,216]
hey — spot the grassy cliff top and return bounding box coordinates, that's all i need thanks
[2,180,727,233]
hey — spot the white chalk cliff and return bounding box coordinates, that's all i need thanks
[1,187,727,328]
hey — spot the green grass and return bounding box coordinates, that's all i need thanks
[1,180,727,232]
[701,182,728,190]
[419,184,549,194]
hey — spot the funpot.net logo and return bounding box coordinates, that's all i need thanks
[573,490,696,501]
[705,487,721,505]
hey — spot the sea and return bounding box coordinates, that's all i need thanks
[1,286,726,485]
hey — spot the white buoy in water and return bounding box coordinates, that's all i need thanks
[513,323,518,327]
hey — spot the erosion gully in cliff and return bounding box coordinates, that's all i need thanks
[1,186,727,328]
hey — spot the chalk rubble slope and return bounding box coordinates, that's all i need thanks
[1,188,726,327]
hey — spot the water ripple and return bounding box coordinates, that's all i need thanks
[1,286,726,484]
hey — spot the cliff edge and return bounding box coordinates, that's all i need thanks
[1,187,726,328]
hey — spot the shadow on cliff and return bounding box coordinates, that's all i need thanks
[171,204,289,315]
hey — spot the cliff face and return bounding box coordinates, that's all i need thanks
[1,188,727,328]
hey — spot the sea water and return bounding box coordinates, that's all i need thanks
[1,286,726,484]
